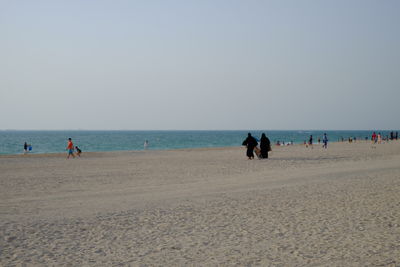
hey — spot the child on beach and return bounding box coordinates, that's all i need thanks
[75,146,82,157]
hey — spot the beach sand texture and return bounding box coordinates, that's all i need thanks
[1,142,400,266]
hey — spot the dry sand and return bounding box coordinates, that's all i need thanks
[1,141,400,266]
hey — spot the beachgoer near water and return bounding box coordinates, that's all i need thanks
[308,135,313,148]
[372,132,377,143]
[377,133,382,144]
[66,138,75,159]
[260,133,271,159]
[322,133,328,149]
[75,146,82,157]
[242,133,258,160]
[144,140,149,150]
[24,142,28,154]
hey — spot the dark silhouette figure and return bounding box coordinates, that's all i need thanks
[24,142,28,154]
[260,133,271,159]
[75,146,82,157]
[242,133,258,159]
[322,133,328,149]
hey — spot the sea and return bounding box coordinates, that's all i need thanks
[0,130,397,155]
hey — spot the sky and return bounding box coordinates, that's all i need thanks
[1,0,399,130]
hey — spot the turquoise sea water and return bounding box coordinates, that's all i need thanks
[0,130,397,155]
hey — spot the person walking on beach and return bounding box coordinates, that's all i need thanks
[322,133,328,149]
[308,135,313,148]
[66,138,75,159]
[260,133,271,159]
[23,142,28,154]
[242,133,258,160]
[144,140,149,150]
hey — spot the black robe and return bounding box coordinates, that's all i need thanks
[242,136,258,158]
[260,136,271,158]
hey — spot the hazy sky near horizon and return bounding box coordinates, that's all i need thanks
[1,0,399,130]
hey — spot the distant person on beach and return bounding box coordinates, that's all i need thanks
[322,133,328,149]
[260,133,271,159]
[66,138,75,159]
[24,142,28,154]
[372,132,377,143]
[377,133,382,144]
[242,133,258,160]
[308,135,313,148]
[144,140,149,150]
[75,146,82,157]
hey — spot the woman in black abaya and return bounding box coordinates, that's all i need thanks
[242,133,258,159]
[260,133,271,159]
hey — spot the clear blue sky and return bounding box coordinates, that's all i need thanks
[1,0,399,130]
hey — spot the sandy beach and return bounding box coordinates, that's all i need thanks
[1,141,400,266]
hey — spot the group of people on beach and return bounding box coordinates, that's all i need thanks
[305,134,328,149]
[242,130,398,159]
[242,132,332,159]
[66,138,82,159]
[22,131,399,159]
[242,133,271,160]
[371,131,398,144]
[24,138,82,158]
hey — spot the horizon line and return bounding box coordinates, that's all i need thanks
[1,129,398,131]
